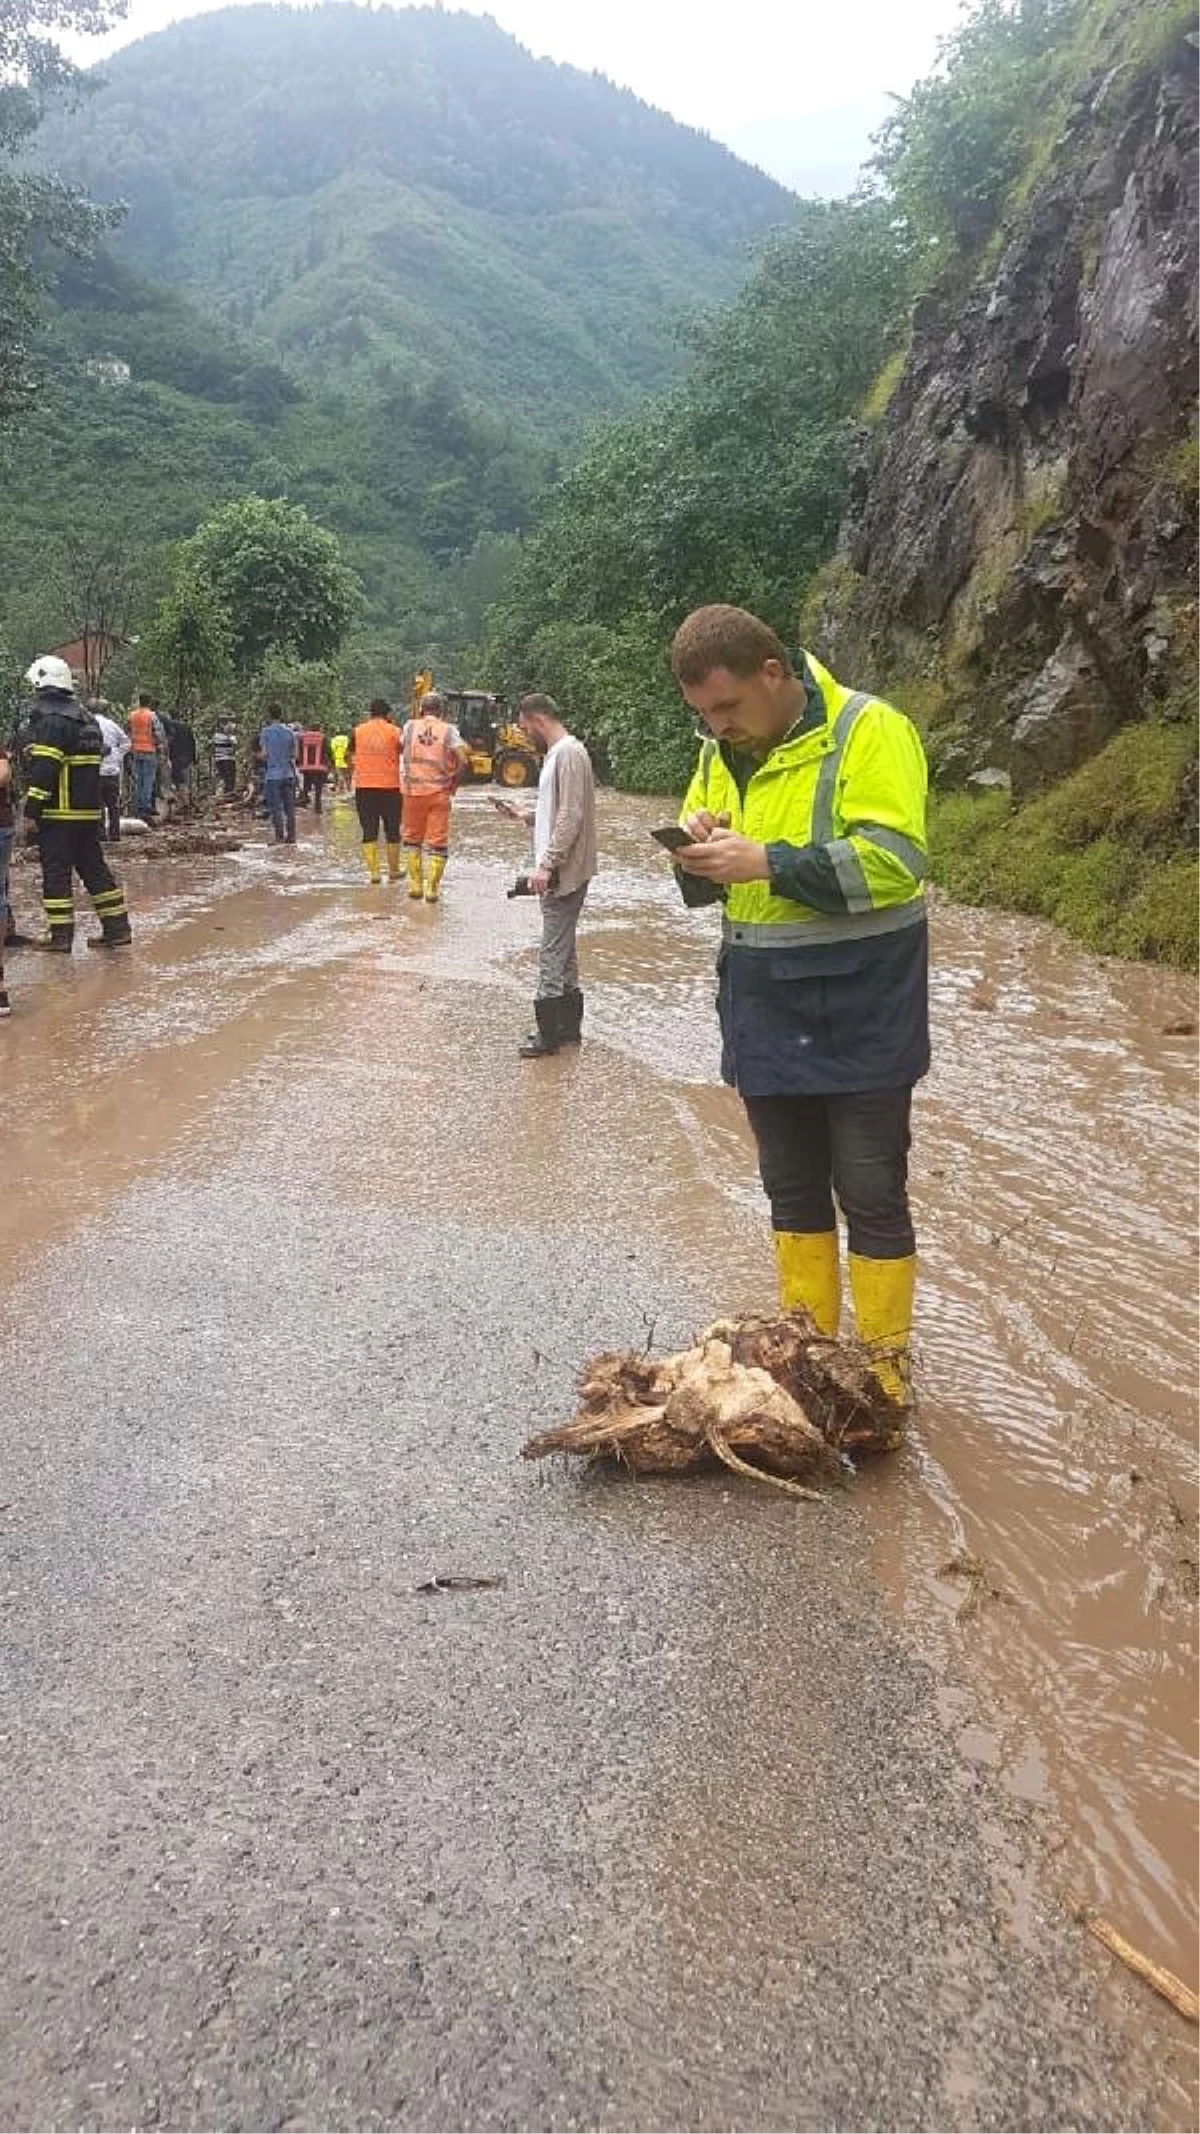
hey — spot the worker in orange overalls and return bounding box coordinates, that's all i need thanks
[347,700,403,884]
[401,690,469,903]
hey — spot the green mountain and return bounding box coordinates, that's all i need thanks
[3,3,797,689]
[40,3,794,432]
[0,244,550,690]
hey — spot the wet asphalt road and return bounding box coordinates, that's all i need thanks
[0,816,1191,2130]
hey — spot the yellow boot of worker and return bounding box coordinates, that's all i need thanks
[424,854,446,904]
[362,839,380,885]
[774,1230,841,1337]
[847,1252,916,1407]
[405,847,423,899]
[386,841,402,883]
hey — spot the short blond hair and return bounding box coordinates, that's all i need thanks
[670,605,792,686]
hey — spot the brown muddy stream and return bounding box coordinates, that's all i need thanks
[3,785,1197,1991]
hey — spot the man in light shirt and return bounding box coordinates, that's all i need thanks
[88,700,130,841]
[497,693,597,1057]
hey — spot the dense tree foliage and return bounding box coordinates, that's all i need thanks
[482,199,909,789]
[178,496,359,674]
[1,0,126,421]
[139,572,233,707]
[870,0,1086,257]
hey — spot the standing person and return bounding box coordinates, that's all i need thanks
[20,655,132,952]
[0,733,18,985]
[128,691,162,821]
[347,700,403,884]
[666,604,929,1409]
[258,704,297,843]
[211,717,238,797]
[329,729,350,793]
[498,693,596,1057]
[89,700,130,842]
[297,726,331,816]
[400,689,469,903]
[167,712,198,814]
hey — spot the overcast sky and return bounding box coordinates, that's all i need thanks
[76,0,968,196]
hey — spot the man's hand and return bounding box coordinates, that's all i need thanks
[679,808,731,842]
[676,829,770,885]
[526,866,552,895]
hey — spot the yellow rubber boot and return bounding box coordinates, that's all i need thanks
[386,841,402,882]
[773,1230,841,1337]
[847,1252,916,1406]
[362,839,380,884]
[424,854,447,904]
[405,847,423,899]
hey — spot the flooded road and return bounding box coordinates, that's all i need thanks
[1,785,1196,2116]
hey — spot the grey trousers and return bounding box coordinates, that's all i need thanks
[537,884,588,997]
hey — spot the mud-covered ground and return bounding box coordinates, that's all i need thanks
[0,791,1195,2130]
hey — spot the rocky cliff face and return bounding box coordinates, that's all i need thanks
[816,22,1197,800]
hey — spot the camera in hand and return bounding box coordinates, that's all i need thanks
[507,867,558,898]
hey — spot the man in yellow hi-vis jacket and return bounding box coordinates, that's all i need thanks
[669,604,929,1410]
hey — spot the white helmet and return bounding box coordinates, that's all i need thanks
[25,655,74,694]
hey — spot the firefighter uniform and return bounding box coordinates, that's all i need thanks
[678,648,928,1404]
[22,684,132,952]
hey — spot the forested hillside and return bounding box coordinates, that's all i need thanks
[4,2,796,693]
[0,245,553,691]
[38,4,793,430]
[480,0,1197,965]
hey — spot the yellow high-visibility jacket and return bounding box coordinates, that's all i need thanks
[677,653,931,1096]
[679,651,928,943]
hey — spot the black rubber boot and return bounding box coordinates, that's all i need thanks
[560,988,583,1043]
[518,996,562,1058]
[88,920,133,950]
[32,930,74,954]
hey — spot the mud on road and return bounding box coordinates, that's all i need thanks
[0,790,1195,2129]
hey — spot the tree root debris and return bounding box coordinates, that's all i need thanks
[521,1311,907,1497]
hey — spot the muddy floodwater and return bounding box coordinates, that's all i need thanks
[3,785,1197,1995]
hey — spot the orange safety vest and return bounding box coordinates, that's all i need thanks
[351,717,402,789]
[402,716,458,795]
[298,730,326,772]
[129,705,157,754]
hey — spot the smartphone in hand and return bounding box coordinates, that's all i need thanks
[650,824,695,851]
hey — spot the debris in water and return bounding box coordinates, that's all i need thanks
[1067,1893,1200,2023]
[521,1311,906,1498]
[938,1551,1015,1621]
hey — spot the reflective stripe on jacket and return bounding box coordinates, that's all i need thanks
[351,718,401,789]
[402,716,459,795]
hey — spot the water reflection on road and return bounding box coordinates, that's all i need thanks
[2,785,1196,1984]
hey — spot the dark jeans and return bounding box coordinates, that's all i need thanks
[265,774,296,841]
[302,769,327,815]
[742,1088,915,1260]
[216,759,236,794]
[100,776,122,841]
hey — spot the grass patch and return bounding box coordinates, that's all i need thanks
[860,348,908,427]
[928,719,1199,968]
